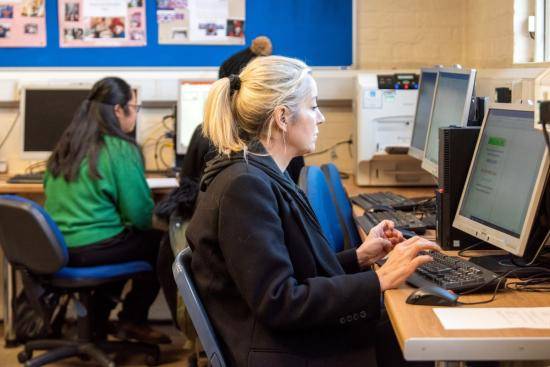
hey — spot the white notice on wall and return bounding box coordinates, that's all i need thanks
[434,307,550,330]
[188,0,227,42]
[83,0,126,17]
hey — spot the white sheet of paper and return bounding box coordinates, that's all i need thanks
[146,177,179,189]
[434,307,550,330]
[83,0,126,17]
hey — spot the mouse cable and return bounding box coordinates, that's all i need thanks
[457,240,491,257]
[456,267,550,305]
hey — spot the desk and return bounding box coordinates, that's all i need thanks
[342,177,550,364]
[0,176,178,346]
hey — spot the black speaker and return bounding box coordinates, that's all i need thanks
[437,126,490,250]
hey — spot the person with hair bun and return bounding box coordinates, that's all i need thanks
[44,77,170,345]
[186,56,440,367]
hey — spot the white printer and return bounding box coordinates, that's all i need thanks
[355,72,435,186]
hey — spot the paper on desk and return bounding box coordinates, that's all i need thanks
[146,177,179,189]
[433,307,550,330]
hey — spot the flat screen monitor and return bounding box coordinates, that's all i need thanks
[421,68,477,177]
[408,68,439,160]
[20,86,138,160]
[453,104,549,257]
[176,81,213,155]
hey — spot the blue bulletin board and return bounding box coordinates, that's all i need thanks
[0,0,353,67]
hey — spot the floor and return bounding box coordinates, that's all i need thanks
[0,323,192,367]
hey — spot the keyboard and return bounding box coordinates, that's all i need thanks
[420,213,437,229]
[355,210,426,235]
[7,172,45,184]
[351,191,417,211]
[407,251,501,293]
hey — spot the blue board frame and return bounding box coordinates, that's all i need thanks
[0,0,352,67]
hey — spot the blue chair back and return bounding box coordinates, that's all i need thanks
[0,195,68,274]
[173,248,226,367]
[299,166,345,252]
[321,163,362,247]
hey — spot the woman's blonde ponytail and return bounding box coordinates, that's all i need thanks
[203,77,244,155]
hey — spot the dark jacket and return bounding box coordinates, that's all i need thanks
[186,144,382,367]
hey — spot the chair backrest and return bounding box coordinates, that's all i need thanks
[321,163,362,247]
[173,248,226,367]
[0,195,68,274]
[298,166,345,252]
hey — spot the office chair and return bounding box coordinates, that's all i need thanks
[172,247,226,367]
[298,166,347,252]
[321,163,362,248]
[0,195,160,367]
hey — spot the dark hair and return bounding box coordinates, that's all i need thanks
[47,77,139,181]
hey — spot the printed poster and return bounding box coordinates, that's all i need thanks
[0,0,46,47]
[59,0,146,47]
[157,0,244,45]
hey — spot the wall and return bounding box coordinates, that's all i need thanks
[357,0,466,69]
[464,0,516,68]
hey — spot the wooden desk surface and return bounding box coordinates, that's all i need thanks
[0,176,176,195]
[342,176,550,361]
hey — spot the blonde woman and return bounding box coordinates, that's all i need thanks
[186,56,439,367]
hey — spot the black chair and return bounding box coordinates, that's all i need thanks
[173,247,226,367]
[0,195,160,367]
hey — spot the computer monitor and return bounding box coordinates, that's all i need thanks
[408,68,439,160]
[453,104,549,258]
[421,68,477,177]
[20,85,139,160]
[176,80,213,155]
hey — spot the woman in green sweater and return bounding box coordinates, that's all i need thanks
[44,77,170,344]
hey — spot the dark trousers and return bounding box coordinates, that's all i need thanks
[68,229,163,333]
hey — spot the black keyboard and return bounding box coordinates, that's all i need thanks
[355,210,426,235]
[407,251,501,293]
[351,191,417,211]
[420,213,437,229]
[7,172,45,184]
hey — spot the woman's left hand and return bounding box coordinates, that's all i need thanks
[356,220,405,268]
[368,219,404,245]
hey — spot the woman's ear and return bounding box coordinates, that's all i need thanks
[273,105,288,132]
[113,104,125,120]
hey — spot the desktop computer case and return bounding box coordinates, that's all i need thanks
[437,127,484,250]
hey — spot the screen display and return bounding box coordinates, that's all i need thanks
[424,72,472,164]
[411,71,437,152]
[459,109,545,239]
[23,88,137,153]
[24,89,91,152]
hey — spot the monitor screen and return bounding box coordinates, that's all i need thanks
[409,70,438,158]
[22,87,138,159]
[23,88,91,153]
[422,70,476,176]
[454,106,547,256]
[176,81,212,155]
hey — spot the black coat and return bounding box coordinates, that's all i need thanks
[186,146,382,367]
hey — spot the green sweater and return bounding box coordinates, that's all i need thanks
[44,135,153,248]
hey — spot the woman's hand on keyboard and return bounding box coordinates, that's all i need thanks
[375,236,441,292]
[368,219,404,245]
[357,220,404,268]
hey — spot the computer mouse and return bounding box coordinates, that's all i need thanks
[405,286,459,306]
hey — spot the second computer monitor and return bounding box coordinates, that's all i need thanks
[421,68,477,177]
[408,68,439,160]
[176,80,213,155]
[453,104,548,258]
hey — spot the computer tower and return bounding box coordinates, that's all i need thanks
[437,127,486,250]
